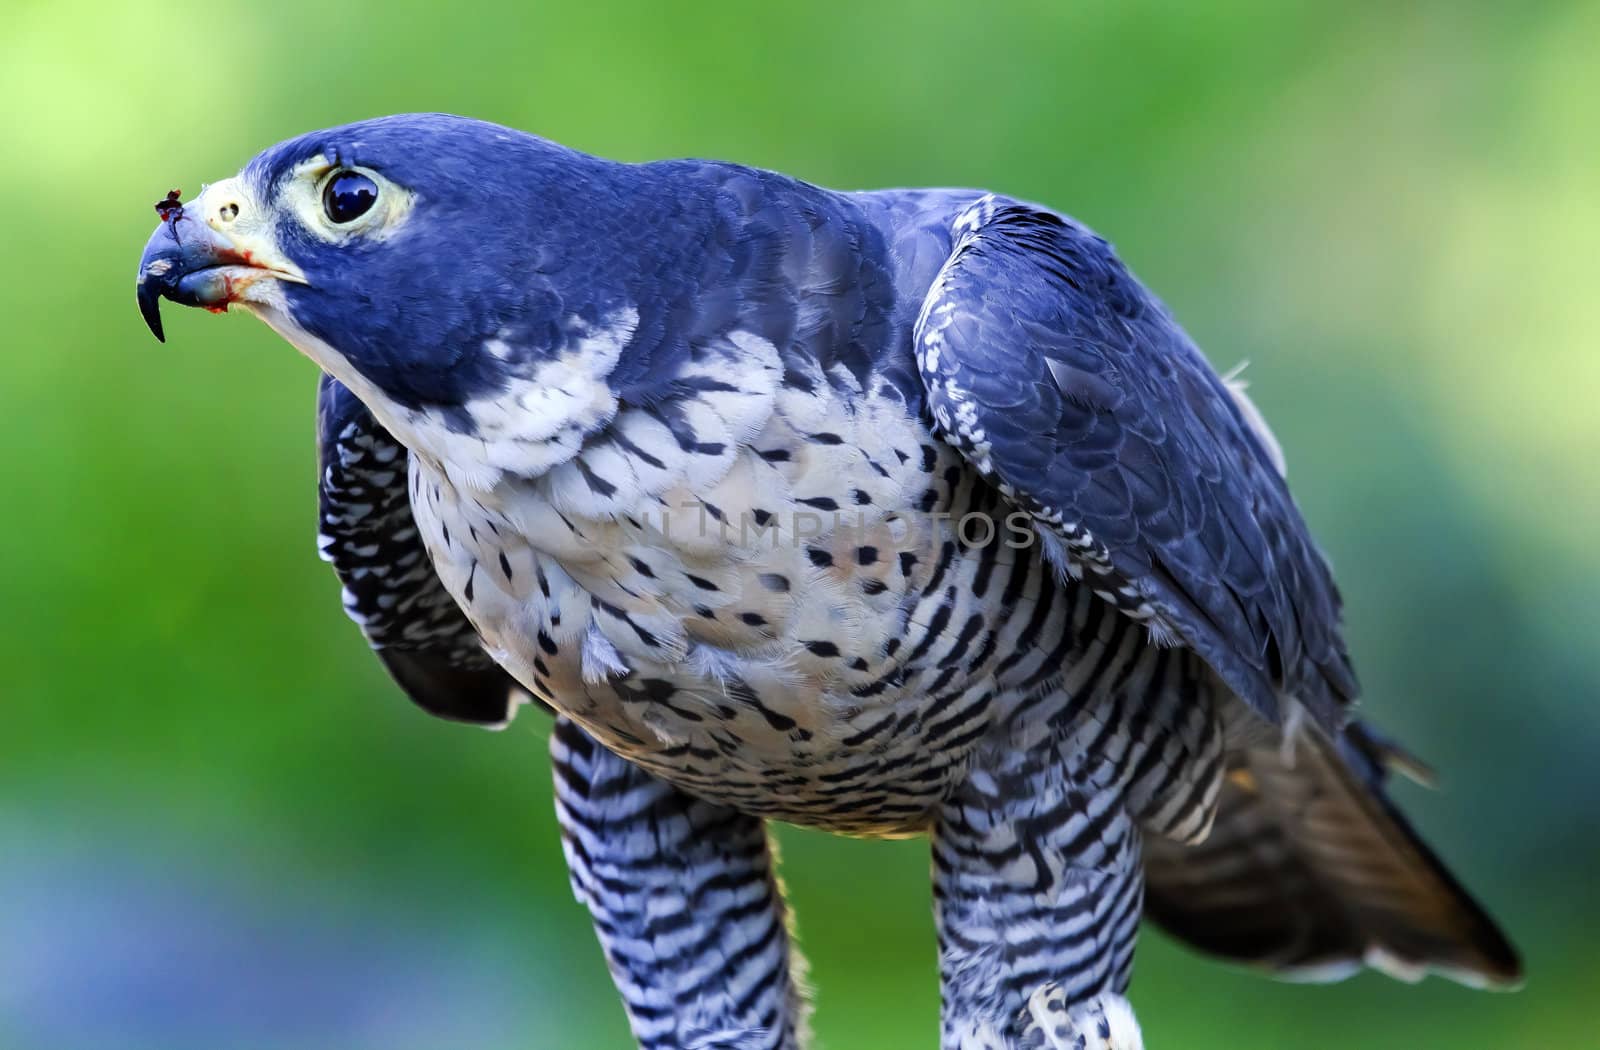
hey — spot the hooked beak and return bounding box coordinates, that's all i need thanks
[135,186,305,342]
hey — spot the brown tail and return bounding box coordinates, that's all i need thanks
[1142,715,1522,988]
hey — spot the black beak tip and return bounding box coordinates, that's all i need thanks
[137,280,166,343]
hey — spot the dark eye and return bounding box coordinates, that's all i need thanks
[322,170,378,224]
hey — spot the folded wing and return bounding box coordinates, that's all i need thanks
[317,374,529,725]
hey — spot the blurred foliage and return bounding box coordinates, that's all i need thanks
[3,1,1598,1047]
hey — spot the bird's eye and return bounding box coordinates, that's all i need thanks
[322,171,378,224]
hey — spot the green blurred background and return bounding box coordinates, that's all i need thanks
[4,1,1597,1047]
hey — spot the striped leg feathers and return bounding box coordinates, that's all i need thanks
[933,736,1146,1050]
[551,718,810,1050]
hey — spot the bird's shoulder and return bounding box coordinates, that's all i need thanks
[910,195,1359,729]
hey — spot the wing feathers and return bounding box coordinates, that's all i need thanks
[317,374,528,726]
[914,195,1356,730]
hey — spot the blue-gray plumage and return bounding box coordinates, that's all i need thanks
[915,198,1354,730]
[137,114,1519,1049]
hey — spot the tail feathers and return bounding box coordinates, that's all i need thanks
[1143,718,1522,989]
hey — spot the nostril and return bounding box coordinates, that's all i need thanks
[219,202,239,222]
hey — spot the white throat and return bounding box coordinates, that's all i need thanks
[247,296,638,494]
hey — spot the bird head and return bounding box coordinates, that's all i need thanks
[136,114,647,480]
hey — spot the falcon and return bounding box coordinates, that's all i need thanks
[136,114,1519,1049]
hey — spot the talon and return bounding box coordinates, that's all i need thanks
[1025,987,1143,1050]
